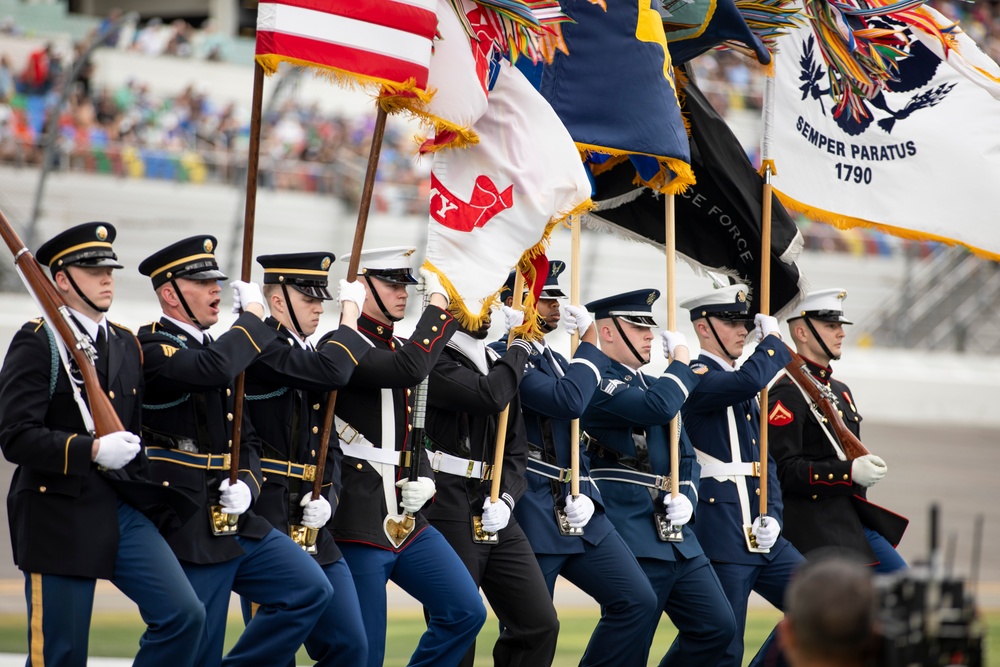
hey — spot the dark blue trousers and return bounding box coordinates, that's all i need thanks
[239,556,368,667]
[640,553,737,667]
[865,526,908,573]
[536,531,658,667]
[712,542,805,667]
[339,526,486,667]
[24,501,205,667]
[181,527,331,667]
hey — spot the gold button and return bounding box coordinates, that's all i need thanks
[440,314,447,320]
[432,326,438,332]
[312,426,319,434]
[811,494,818,500]
[226,389,231,397]
[356,463,363,470]
[132,388,136,395]
[838,410,844,417]
[407,406,412,413]
[390,341,396,350]
[108,390,115,399]
[709,497,715,503]
[406,389,412,396]
[828,473,834,480]
[755,488,760,495]
[262,476,268,482]
[311,450,316,457]
[162,481,169,487]
[313,403,320,411]
[813,474,819,480]
[227,413,234,421]
[843,474,849,480]
[423,339,430,345]
[228,440,233,447]
[39,486,46,493]
[407,424,412,431]
[746,414,751,421]
[752,438,756,445]
[767,349,774,356]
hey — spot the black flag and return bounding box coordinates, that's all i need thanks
[586,76,805,318]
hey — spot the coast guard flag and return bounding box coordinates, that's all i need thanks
[539,0,693,194]
[587,77,805,318]
[424,60,592,329]
[255,0,437,107]
[770,14,1000,261]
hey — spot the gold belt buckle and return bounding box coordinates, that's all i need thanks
[221,453,232,470]
[751,461,761,478]
[559,468,573,483]
[655,475,671,491]
[480,464,493,482]
[302,464,316,482]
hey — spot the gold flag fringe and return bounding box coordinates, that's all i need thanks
[576,142,696,196]
[774,189,1000,262]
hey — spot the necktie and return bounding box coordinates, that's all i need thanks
[95,326,109,380]
[543,346,564,378]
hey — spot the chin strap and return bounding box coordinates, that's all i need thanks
[705,317,739,361]
[363,272,403,323]
[169,278,206,330]
[612,317,647,367]
[62,268,108,314]
[803,317,840,361]
[281,284,306,339]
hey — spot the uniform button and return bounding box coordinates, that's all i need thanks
[709,497,715,503]
[311,450,316,457]
[226,389,231,397]
[440,314,447,320]
[313,404,320,411]
[162,481,169,487]
[755,488,760,496]
[356,463,363,470]
[228,440,233,448]
[746,414,751,421]
[843,474,849,480]
[838,410,844,417]
[39,486,46,493]
[767,349,774,356]
[132,388,136,395]
[312,426,319,434]
[828,473,834,480]
[432,326,439,332]
[752,438,756,445]
[423,339,430,345]
[390,342,396,350]
[407,406,412,413]
[813,474,819,480]
[227,413,234,422]
[108,390,115,399]
[811,495,818,500]
[407,424,412,431]
[406,389,412,397]
[262,476,268,482]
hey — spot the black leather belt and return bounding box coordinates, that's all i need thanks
[582,432,649,473]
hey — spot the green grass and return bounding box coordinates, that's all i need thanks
[0,608,992,666]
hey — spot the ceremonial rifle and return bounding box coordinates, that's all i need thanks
[0,208,124,436]
[780,345,871,460]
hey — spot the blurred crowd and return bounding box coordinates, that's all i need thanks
[0,0,995,246]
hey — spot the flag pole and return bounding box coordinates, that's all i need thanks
[665,194,683,542]
[219,61,266,534]
[489,272,526,507]
[569,215,582,499]
[758,68,777,533]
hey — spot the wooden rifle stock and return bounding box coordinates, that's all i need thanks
[0,208,124,436]
[781,345,870,460]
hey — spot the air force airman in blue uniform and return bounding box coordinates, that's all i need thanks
[492,264,657,667]
[137,236,332,667]
[242,251,374,666]
[680,284,804,667]
[0,223,205,667]
[580,289,736,667]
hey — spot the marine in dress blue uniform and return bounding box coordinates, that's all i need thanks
[241,251,374,666]
[424,304,559,667]
[580,289,737,667]
[491,263,657,667]
[679,284,805,667]
[136,236,332,667]
[0,223,205,667]
[328,247,486,667]
[767,290,907,573]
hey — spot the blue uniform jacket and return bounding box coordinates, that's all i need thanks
[580,360,703,561]
[491,339,614,554]
[682,336,791,565]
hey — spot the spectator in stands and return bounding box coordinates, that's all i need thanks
[20,43,55,96]
[0,56,14,102]
[97,7,125,48]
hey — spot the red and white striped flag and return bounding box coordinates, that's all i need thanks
[255,0,437,106]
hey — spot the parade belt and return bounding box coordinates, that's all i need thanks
[589,467,672,491]
[260,458,317,482]
[426,449,492,480]
[699,462,760,479]
[340,442,411,468]
[582,436,648,473]
[146,446,231,471]
[527,459,590,485]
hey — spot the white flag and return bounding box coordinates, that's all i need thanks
[770,17,1000,261]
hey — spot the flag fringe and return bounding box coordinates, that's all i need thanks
[254,55,434,113]
[774,189,1000,262]
[416,117,482,153]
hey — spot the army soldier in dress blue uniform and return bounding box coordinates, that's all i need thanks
[424,298,560,667]
[580,289,736,667]
[241,251,373,666]
[0,223,205,667]
[767,290,907,572]
[492,263,657,667]
[328,247,486,667]
[137,236,332,667]
[680,284,805,667]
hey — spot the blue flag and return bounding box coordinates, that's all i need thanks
[538,0,693,194]
[663,0,799,65]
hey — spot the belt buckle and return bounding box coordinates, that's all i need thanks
[302,464,316,482]
[429,450,443,472]
[655,475,671,491]
[398,450,411,468]
[221,453,232,470]
[751,461,761,478]
[480,463,493,482]
[339,423,361,445]
[559,467,573,484]
[465,460,476,478]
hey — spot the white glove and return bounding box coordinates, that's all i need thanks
[418,267,448,303]
[93,430,141,469]
[338,279,367,312]
[395,476,436,514]
[754,313,780,343]
[481,497,512,533]
[299,494,333,528]
[230,280,265,314]
[851,454,887,488]
[752,515,780,550]
[561,304,593,336]
[564,494,595,529]
[218,478,252,515]
[501,304,525,331]
[663,493,693,526]
[660,330,688,359]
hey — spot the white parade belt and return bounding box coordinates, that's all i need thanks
[426,449,493,480]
